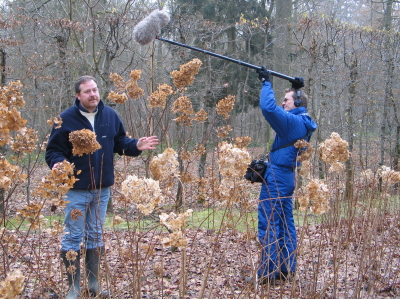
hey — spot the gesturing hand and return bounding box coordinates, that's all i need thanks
[137,136,159,151]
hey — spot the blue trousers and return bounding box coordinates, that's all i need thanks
[258,166,297,278]
[61,187,110,251]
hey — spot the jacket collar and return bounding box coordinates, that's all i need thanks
[288,106,307,115]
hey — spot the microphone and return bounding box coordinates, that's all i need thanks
[133,9,170,46]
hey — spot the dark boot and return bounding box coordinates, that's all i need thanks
[61,250,81,299]
[85,247,110,297]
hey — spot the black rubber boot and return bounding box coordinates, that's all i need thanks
[61,250,81,299]
[85,247,110,297]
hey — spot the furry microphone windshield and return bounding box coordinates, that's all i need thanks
[133,10,170,46]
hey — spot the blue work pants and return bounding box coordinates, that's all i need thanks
[61,187,110,252]
[258,167,297,278]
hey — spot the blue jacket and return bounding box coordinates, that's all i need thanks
[45,99,142,190]
[260,81,317,169]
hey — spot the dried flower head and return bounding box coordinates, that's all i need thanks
[70,209,83,220]
[299,160,312,179]
[110,73,126,93]
[69,129,101,157]
[17,202,47,229]
[108,91,128,104]
[47,116,63,129]
[0,80,25,108]
[0,269,25,298]
[218,177,248,206]
[329,161,346,174]
[11,128,38,153]
[171,58,202,89]
[218,141,251,178]
[147,84,174,108]
[126,70,145,99]
[120,175,164,215]
[234,136,251,149]
[295,139,314,162]
[171,96,194,126]
[216,95,235,119]
[180,150,191,161]
[295,178,330,214]
[150,148,179,183]
[66,250,78,261]
[180,171,194,183]
[0,156,21,190]
[67,265,77,275]
[194,109,208,123]
[356,169,379,189]
[378,166,400,186]
[159,209,193,248]
[0,104,27,145]
[34,160,78,204]
[113,215,124,225]
[216,125,232,138]
[193,144,206,156]
[318,132,349,165]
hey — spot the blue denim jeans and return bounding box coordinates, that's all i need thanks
[61,187,110,252]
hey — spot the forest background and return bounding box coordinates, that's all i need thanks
[0,0,399,298]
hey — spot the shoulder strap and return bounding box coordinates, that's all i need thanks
[270,131,311,153]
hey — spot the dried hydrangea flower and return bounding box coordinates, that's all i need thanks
[294,139,314,162]
[66,250,78,261]
[47,116,63,129]
[193,144,206,156]
[0,104,27,146]
[147,84,174,108]
[193,109,208,123]
[0,269,25,298]
[0,156,22,190]
[34,160,78,206]
[171,58,202,89]
[216,95,235,119]
[110,73,126,93]
[113,215,124,225]
[171,96,194,126]
[70,209,83,220]
[180,150,191,161]
[295,178,330,214]
[120,175,164,215]
[159,210,193,248]
[0,80,25,108]
[69,129,101,157]
[318,132,349,165]
[218,177,248,205]
[150,148,179,183]
[11,128,38,153]
[234,136,251,149]
[108,91,128,104]
[329,161,346,174]
[126,70,145,99]
[218,141,251,178]
[378,165,400,186]
[216,125,232,138]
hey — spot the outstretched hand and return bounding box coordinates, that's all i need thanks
[137,136,159,151]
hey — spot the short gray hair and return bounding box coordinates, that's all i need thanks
[74,76,97,93]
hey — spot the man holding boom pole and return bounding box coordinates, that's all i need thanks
[252,68,317,285]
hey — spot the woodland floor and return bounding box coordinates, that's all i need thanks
[1,151,400,298]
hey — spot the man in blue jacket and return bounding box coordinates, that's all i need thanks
[255,67,317,285]
[46,75,158,299]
